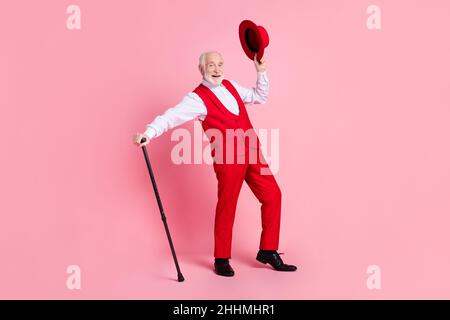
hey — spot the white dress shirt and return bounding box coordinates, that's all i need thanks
[144,71,269,139]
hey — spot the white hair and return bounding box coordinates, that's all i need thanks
[198,51,223,75]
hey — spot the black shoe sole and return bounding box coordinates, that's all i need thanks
[256,255,298,272]
[214,270,235,277]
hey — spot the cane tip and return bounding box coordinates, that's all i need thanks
[178,274,185,282]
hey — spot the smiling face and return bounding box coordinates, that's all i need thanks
[200,52,224,85]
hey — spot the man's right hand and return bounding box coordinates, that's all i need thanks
[133,133,151,147]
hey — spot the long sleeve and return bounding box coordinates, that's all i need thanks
[230,71,269,105]
[144,92,207,139]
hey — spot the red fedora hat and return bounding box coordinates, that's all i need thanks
[239,20,269,63]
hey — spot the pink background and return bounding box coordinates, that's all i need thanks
[1,0,450,299]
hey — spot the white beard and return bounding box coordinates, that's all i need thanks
[204,74,224,86]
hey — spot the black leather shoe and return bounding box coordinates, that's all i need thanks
[214,258,235,277]
[256,250,297,271]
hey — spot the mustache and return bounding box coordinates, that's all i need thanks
[206,74,223,79]
[204,74,224,84]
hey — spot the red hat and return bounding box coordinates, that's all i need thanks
[239,20,269,63]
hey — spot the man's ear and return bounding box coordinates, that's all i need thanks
[198,65,203,75]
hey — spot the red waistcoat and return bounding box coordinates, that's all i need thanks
[193,80,260,165]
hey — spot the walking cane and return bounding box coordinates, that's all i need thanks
[140,137,185,282]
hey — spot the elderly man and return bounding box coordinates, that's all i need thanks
[133,51,297,277]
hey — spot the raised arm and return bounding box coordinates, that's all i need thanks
[230,54,269,105]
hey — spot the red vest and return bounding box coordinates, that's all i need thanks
[193,80,260,165]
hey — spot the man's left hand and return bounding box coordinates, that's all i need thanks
[254,54,267,72]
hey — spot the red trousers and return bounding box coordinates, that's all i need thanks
[213,161,282,258]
